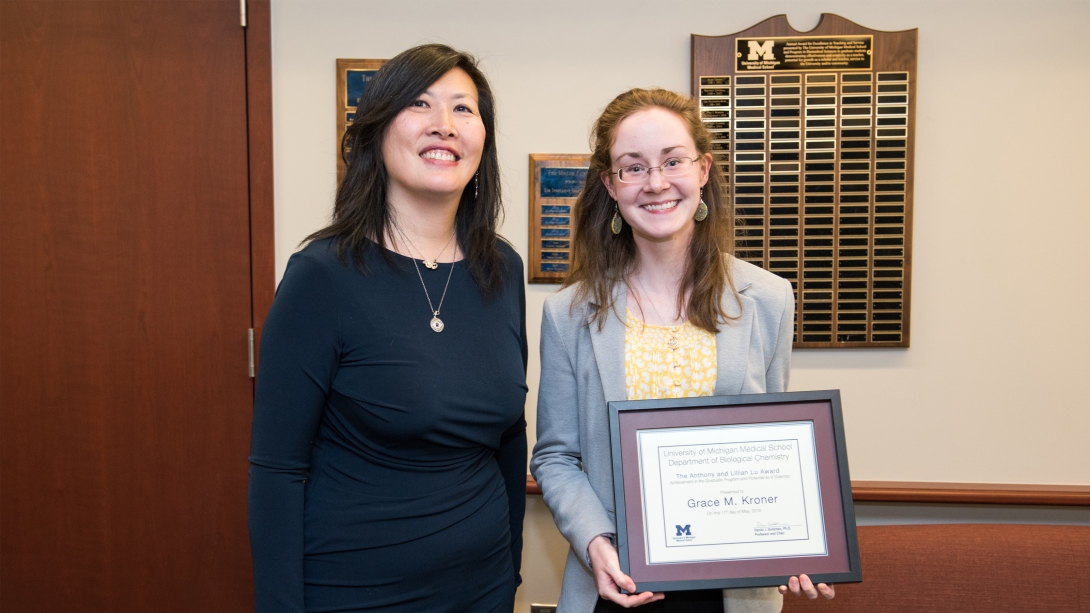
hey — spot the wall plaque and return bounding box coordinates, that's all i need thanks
[528,154,590,284]
[694,14,917,348]
[737,36,872,72]
[336,59,387,184]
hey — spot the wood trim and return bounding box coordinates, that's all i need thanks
[245,0,275,368]
[524,476,1090,506]
[850,481,1090,506]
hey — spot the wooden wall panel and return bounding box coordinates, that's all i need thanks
[1,1,258,609]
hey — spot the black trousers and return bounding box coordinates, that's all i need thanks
[594,590,723,612]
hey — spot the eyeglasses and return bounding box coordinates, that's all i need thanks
[611,157,697,184]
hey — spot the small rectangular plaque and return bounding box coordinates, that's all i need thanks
[336,59,387,185]
[528,154,590,284]
[540,167,587,199]
[737,36,873,72]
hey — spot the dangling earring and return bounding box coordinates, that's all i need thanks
[610,202,623,235]
[474,172,479,199]
[694,189,709,222]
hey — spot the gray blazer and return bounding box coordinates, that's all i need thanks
[530,258,794,613]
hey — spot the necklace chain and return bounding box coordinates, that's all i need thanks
[392,219,455,270]
[392,221,456,333]
[631,275,681,349]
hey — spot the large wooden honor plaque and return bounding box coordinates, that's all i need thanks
[693,15,917,348]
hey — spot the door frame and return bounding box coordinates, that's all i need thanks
[245,0,275,365]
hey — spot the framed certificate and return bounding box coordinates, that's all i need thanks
[608,390,862,592]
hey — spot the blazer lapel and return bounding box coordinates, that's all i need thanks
[715,260,756,395]
[590,267,757,399]
[590,286,628,403]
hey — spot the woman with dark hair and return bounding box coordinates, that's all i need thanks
[248,44,527,612]
[530,88,834,612]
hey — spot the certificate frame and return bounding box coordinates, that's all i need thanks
[608,390,861,592]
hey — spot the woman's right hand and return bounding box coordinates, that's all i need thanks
[588,535,665,608]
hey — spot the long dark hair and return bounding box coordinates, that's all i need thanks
[564,88,739,333]
[307,44,506,297]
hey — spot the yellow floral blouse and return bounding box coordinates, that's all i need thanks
[624,308,717,400]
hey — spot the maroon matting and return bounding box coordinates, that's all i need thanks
[618,401,851,586]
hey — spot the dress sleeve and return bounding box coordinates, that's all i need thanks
[248,251,342,613]
[530,301,616,570]
[495,266,528,586]
[497,416,527,585]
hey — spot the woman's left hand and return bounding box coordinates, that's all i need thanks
[779,574,835,600]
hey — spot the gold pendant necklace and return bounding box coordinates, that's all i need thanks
[393,220,454,271]
[413,254,455,333]
[392,222,457,332]
[430,314,445,332]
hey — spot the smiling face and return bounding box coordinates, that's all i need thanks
[382,67,485,207]
[601,107,711,248]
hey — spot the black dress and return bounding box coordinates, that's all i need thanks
[248,238,528,612]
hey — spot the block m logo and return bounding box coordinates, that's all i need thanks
[675,524,692,536]
[747,40,776,61]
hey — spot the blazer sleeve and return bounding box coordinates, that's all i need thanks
[530,300,616,570]
[763,276,795,394]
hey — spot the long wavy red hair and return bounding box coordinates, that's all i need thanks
[564,88,739,333]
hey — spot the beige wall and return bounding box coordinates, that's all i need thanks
[270,0,1090,608]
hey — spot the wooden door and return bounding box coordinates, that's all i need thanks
[1,1,267,609]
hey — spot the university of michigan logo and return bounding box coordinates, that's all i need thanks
[675,524,692,537]
[746,40,776,61]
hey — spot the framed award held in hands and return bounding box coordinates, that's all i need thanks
[608,390,862,592]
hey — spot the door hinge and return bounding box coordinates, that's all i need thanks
[247,328,255,378]
[240,0,247,28]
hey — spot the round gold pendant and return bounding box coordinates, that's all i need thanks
[423,260,438,270]
[430,316,444,333]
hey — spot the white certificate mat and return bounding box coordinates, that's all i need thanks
[636,421,827,565]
